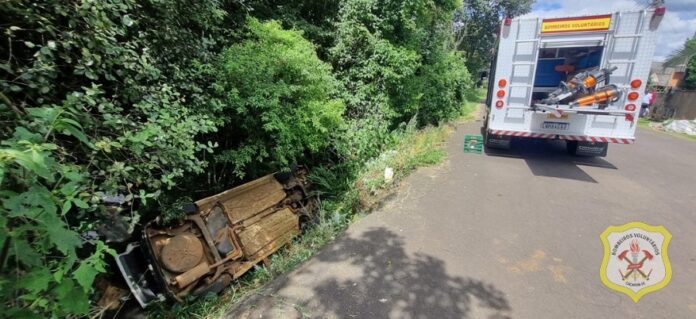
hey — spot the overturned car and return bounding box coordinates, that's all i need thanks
[116,168,315,307]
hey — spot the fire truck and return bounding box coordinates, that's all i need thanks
[484,5,665,156]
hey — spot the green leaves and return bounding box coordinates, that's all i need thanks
[19,268,52,293]
[685,56,696,89]
[26,106,94,148]
[73,263,98,292]
[1,0,226,317]
[53,279,90,315]
[1,149,42,181]
[73,241,115,292]
[454,0,533,73]
[330,0,472,157]
[13,238,43,267]
[45,224,82,256]
[1,0,474,317]
[214,18,345,177]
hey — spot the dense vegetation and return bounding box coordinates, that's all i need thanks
[0,0,530,317]
[687,58,696,89]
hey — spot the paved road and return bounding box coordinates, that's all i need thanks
[226,119,696,319]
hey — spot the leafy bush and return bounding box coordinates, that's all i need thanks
[685,57,696,89]
[331,0,422,121]
[212,18,345,178]
[417,50,472,125]
[1,0,473,316]
[331,0,469,127]
[1,1,218,316]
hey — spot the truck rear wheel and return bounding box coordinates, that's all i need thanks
[483,111,511,150]
[566,141,578,155]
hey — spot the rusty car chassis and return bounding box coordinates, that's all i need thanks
[116,168,315,307]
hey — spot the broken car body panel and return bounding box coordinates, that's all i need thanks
[116,169,313,307]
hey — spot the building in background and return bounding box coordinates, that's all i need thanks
[649,62,686,92]
[649,61,695,120]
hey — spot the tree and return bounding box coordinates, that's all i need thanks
[453,0,533,75]
[665,36,696,89]
[246,0,342,60]
[212,19,345,179]
[664,36,696,68]
[685,57,696,89]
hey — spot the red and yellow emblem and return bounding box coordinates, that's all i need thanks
[599,222,672,302]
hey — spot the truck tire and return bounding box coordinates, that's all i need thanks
[566,141,578,155]
[482,111,511,150]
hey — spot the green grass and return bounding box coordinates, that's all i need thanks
[459,87,486,121]
[637,117,652,127]
[355,124,450,208]
[151,119,454,319]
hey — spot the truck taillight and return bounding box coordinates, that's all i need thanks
[627,92,639,101]
[496,90,506,98]
[625,104,636,112]
[649,6,666,30]
[498,79,507,88]
[625,114,634,122]
[630,79,642,89]
[495,100,504,109]
[504,17,512,26]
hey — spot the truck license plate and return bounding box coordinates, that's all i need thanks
[541,122,569,130]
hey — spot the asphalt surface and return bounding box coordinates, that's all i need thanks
[226,118,696,319]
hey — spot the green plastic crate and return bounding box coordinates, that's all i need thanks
[463,134,483,154]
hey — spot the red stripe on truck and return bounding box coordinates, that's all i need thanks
[489,130,634,144]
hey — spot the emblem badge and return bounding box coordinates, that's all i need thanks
[600,222,672,302]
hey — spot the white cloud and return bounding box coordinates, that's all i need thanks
[523,0,696,61]
[656,12,696,60]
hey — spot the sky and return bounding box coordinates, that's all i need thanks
[523,0,696,61]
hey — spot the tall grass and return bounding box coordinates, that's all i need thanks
[355,122,450,208]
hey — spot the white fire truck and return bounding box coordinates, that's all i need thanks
[484,5,665,156]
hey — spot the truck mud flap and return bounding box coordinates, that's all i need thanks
[485,132,511,150]
[567,141,608,157]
